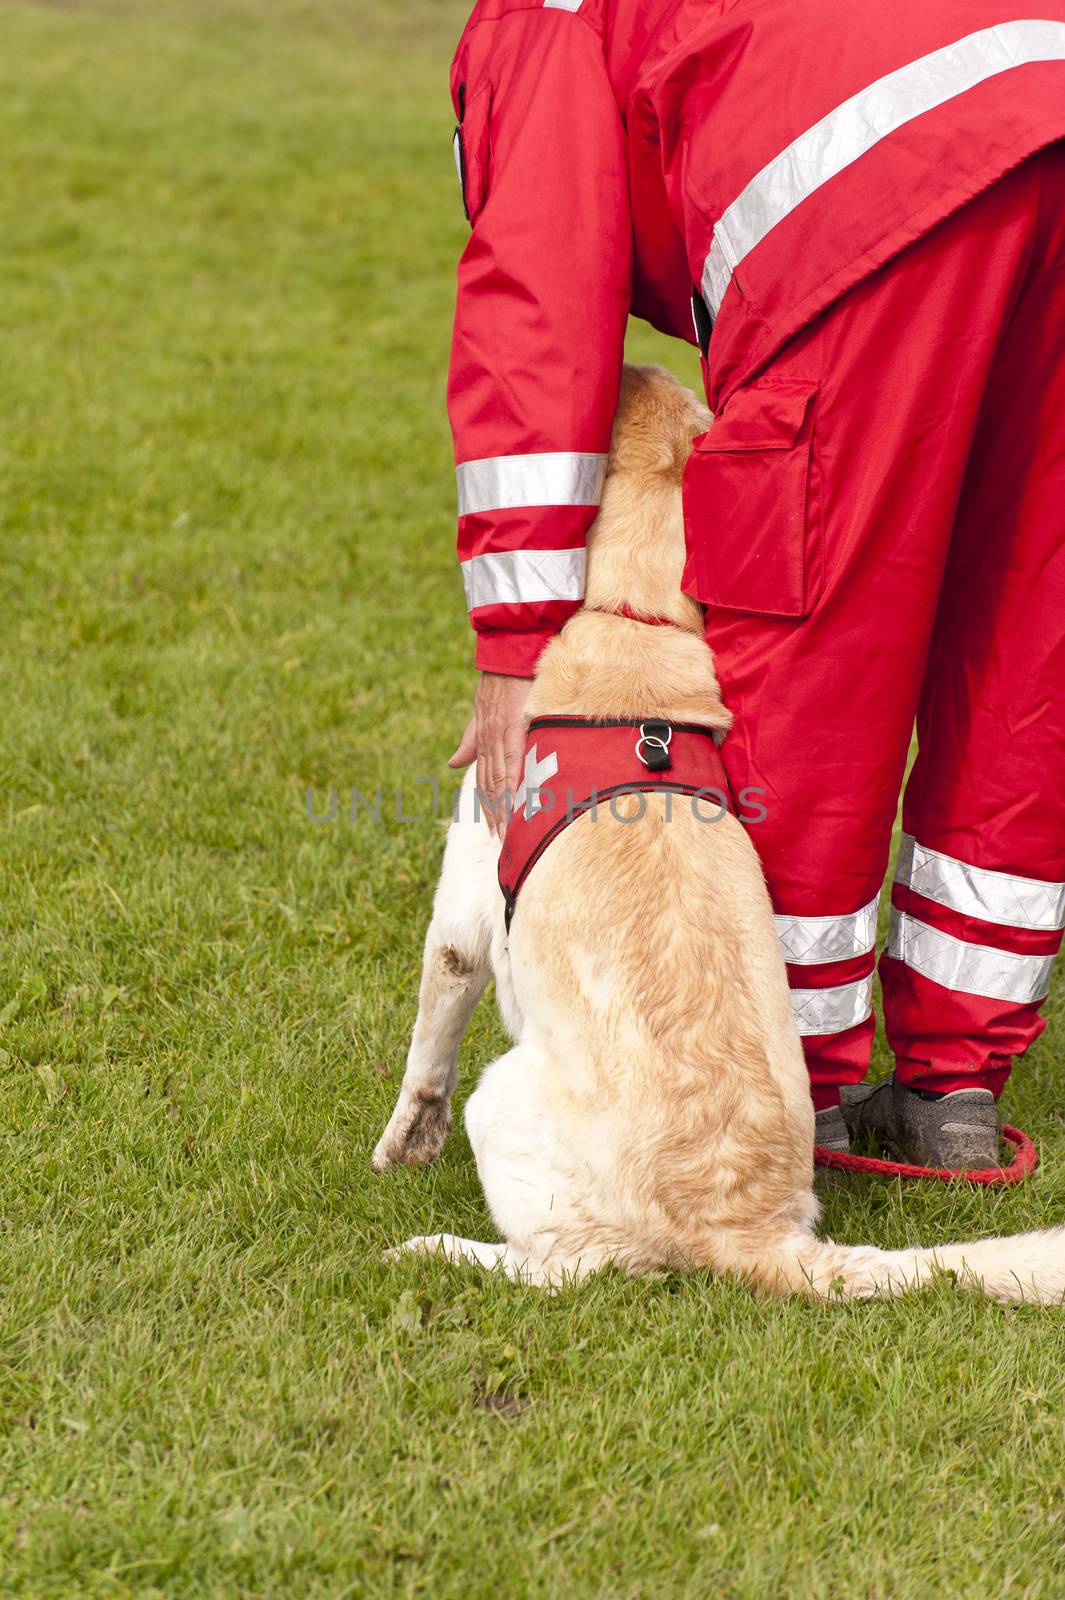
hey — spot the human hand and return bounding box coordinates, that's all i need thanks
[448,671,532,835]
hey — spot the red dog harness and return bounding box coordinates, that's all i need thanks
[498,716,732,929]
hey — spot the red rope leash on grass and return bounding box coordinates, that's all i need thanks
[813,1124,1039,1186]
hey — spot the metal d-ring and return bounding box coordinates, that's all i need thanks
[635,721,673,769]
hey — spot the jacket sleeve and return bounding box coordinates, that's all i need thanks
[448,0,632,676]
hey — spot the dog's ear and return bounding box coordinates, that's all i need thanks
[610,365,712,478]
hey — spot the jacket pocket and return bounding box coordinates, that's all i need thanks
[453,80,492,223]
[681,380,820,619]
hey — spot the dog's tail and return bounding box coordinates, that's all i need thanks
[724,1227,1065,1304]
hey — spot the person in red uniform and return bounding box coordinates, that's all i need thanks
[444,0,1065,1166]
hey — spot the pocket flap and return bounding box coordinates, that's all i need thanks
[681,378,821,620]
[694,382,817,454]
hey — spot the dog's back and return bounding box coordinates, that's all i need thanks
[513,612,817,1268]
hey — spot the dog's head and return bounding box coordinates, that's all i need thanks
[583,365,711,626]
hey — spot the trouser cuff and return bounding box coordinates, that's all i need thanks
[894,1057,1011,1099]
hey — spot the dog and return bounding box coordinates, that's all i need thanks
[374,364,1065,1303]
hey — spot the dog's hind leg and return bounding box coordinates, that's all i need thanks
[385,1233,593,1288]
[385,1234,520,1276]
[386,1045,614,1288]
[373,771,500,1171]
[462,1046,619,1286]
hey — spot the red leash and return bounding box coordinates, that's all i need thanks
[814,1124,1038,1186]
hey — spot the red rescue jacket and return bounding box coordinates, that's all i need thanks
[448,0,1065,674]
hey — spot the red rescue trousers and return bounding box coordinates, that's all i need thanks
[694,144,1065,1110]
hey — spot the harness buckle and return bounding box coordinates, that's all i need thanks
[636,720,673,773]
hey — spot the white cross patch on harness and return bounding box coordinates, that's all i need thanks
[515,743,558,818]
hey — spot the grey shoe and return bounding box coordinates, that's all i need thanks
[839,1072,1000,1169]
[814,1104,851,1154]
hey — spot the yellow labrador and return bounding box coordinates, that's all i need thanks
[374,365,1065,1303]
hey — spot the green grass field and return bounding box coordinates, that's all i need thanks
[1,1,1064,1594]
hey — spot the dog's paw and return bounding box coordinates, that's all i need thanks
[371,1093,453,1172]
[383,1234,444,1262]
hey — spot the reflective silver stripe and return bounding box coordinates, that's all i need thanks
[702,20,1065,317]
[790,977,873,1037]
[775,896,879,966]
[895,833,1065,933]
[887,909,1055,1004]
[456,452,607,517]
[544,0,584,10]
[461,547,586,611]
